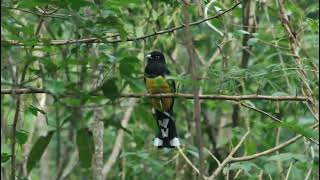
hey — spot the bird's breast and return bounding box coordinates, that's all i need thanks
[145,76,173,111]
[145,76,171,93]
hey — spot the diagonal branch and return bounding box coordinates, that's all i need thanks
[177,146,206,179]
[208,130,251,180]
[230,122,319,163]
[276,0,319,121]
[102,99,136,179]
[2,0,245,46]
[240,102,319,145]
[2,5,69,19]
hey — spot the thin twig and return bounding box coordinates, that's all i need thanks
[240,102,319,145]
[240,102,282,123]
[10,8,47,179]
[230,123,318,163]
[2,0,245,46]
[2,5,70,19]
[277,0,319,121]
[177,146,207,179]
[208,130,250,180]
[60,150,79,180]
[285,162,294,180]
[204,148,221,166]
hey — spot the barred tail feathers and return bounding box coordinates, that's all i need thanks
[153,109,180,148]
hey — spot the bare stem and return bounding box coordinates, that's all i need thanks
[182,0,205,177]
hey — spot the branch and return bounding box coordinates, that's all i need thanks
[60,150,79,180]
[240,102,319,145]
[182,0,205,177]
[102,99,136,179]
[0,88,310,102]
[1,88,50,94]
[277,0,319,121]
[208,130,251,180]
[2,0,245,46]
[230,122,319,163]
[177,146,207,179]
[2,5,70,19]
[10,9,47,179]
[11,95,21,180]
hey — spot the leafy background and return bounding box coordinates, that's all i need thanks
[1,0,319,179]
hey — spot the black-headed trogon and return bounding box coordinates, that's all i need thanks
[144,51,180,148]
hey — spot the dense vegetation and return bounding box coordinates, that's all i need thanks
[1,0,319,179]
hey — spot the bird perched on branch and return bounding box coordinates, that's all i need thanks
[144,51,180,149]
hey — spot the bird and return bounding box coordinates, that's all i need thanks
[144,51,180,149]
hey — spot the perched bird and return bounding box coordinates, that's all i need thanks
[144,51,180,148]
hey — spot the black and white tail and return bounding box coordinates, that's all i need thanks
[152,109,180,148]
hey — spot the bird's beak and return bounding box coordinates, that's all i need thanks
[145,54,152,61]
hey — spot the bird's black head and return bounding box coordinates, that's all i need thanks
[144,51,168,77]
[146,51,166,64]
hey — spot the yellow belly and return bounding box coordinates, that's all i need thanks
[145,76,173,111]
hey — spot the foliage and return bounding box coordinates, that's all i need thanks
[1,0,319,179]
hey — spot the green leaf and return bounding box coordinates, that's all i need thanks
[117,27,127,41]
[27,131,55,174]
[27,106,38,117]
[104,118,132,134]
[45,80,65,94]
[96,15,127,41]
[1,153,10,163]
[217,136,230,148]
[27,105,46,117]
[133,106,157,131]
[245,139,256,155]
[42,58,58,73]
[69,0,93,10]
[17,0,66,8]
[60,113,73,127]
[226,162,259,173]
[119,56,140,77]
[76,128,94,168]
[268,153,294,161]
[105,0,141,6]
[237,30,251,35]
[187,148,199,159]
[21,39,38,46]
[247,38,258,46]
[268,153,308,162]
[18,177,28,180]
[17,0,45,8]
[102,77,120,100]
[16,131,28,145]
[279,121,318,140]
[307,18,319,32]
[126,78,145,92]
[263,162,278,174]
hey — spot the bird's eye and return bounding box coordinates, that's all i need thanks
[155,56,160,60]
